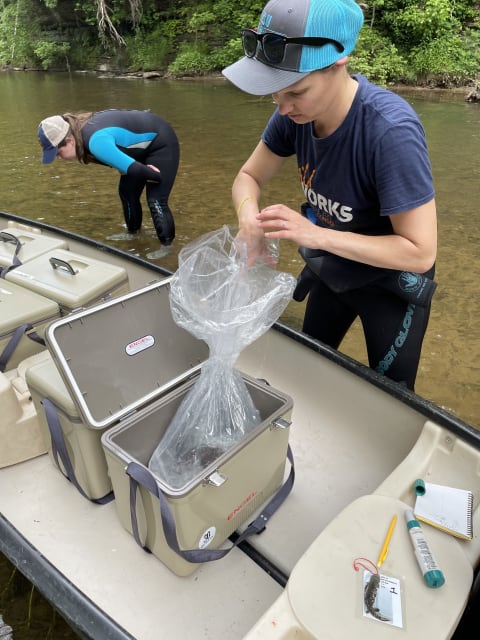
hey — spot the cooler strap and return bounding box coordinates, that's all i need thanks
[41,397,114,505]
[0,231,22,278]
[126,445,295,563]
[0,323,45,373]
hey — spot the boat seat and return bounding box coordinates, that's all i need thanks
[243,493,473,640]
[0,350,51,467]
[243,419,480,639]
[374,419,480,570]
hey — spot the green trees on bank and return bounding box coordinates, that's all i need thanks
[0,0,479,86]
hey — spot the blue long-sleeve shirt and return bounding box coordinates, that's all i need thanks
[81,110,167,173]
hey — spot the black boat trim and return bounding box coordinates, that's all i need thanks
[0,514,135,640]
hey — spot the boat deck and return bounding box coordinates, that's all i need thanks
[0,327,431,639]
[1,213,479,639]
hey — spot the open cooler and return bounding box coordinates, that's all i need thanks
[5,247,129,313]
[43,279,294,575]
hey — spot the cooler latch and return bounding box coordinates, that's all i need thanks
[271,416,291,430]
[205,470,227,487]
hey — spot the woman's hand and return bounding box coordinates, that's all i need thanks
[257,204,322,249]
[126,162,162,182]
[235,227,277,267]
[256,200,437,273]
[146,164,161,182]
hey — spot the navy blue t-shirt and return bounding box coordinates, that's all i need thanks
[262,74,435,236]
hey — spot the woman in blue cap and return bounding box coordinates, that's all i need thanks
[223,0,437,390]
[38,109,180,248]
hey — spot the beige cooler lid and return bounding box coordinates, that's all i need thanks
[0,279,59,333]
[0,227,67,267]
[5,248,127,307]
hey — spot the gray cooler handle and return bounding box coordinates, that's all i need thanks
[0,231,22,278]
[0,323,45,373]
[49,256,77,275]
[41,397,114,505]
[126,445,294,563]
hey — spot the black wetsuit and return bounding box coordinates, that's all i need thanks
[82,109,180,245]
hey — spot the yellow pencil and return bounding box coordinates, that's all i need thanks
[377,514,398,567]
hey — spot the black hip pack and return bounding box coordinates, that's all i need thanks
[295,246,436,308]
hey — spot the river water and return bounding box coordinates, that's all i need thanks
[0,71,479,638]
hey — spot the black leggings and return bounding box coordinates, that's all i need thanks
[302,269,434,390]
[118,122,180,238]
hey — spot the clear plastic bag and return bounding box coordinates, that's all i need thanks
[148,225,296,489]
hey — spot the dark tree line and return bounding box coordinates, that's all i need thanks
[0,0,479,86]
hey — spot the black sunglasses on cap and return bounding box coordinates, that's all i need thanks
[242,29,344,66]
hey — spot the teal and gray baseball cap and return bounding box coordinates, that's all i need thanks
[222,0,364,95]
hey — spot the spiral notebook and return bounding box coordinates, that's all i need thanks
[414,482,474,540]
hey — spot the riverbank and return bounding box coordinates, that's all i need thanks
[2,65,479,101]
[117,69,480,99]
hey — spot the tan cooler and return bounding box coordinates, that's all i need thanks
[25,354,112,501]
[43,280,294,575]
[5,248,129,313]
[103,373,292,576]
[0,279,60,371]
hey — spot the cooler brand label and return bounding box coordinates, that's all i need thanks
[198,526,216,549]
[227,491,257,521]
[125,334,155,355]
